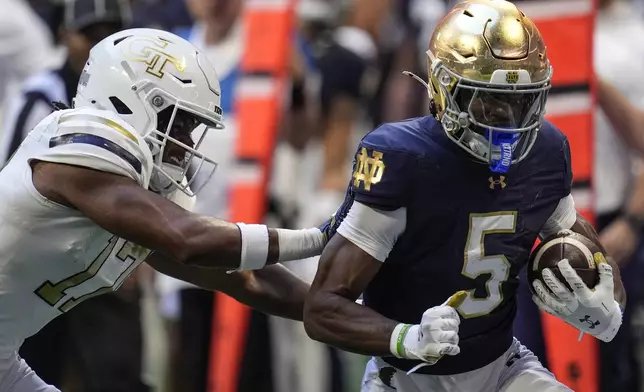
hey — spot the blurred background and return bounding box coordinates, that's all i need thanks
[1,0,644,391]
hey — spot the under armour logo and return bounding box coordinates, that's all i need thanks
[353,148,386,191]
[378,367,397,389]
[489,176,507,190]
[579,315,600,330]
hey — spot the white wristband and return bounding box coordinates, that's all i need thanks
[236,223,269,270]
[275,227,325,262]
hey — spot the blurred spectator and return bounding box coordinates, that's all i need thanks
[270,0,337,227]
[273,0,449,224]
[0,2,150,391]
[270,3,364,392]
[1,0,131,163]
[592,1,644,390]
[594,0,644,260]
[130,0,192,31]
[387,0,446,121]
[595,77,644,392]
[0,0,58,114]
[26,0,67,45]
[296,0,390,228]
[271,2,393,392]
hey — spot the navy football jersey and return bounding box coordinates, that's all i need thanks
[341,116,572,375]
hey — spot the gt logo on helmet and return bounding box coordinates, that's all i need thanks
[122,37,186,79]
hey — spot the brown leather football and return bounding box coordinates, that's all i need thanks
[528,230,601,294]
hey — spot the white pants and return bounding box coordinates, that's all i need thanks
[361,338,572,392]
[0,353,58,392]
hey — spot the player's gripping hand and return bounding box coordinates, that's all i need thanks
[389,291,467,367]
[318,216,336,245]
[318,199,351,245]
[532,254,622,342]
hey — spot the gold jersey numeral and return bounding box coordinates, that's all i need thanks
[35,237,150,313]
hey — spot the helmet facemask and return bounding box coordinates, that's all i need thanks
[145,92,224,197]
[408,0,552,173]
[431,62,551,173]
[71,28,228,196]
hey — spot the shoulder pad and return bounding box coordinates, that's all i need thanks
[538,119,567,142]
[34,108,153,187]
[362,117,438,156]
[525,119,572,197]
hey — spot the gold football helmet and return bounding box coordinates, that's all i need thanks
[407,0,552,172]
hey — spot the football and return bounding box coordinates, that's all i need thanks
[528,230,601,294]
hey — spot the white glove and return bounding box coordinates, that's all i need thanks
[531,254,622,342]
[390,291,466,368]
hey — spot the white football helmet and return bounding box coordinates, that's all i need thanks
[74,28,225,196]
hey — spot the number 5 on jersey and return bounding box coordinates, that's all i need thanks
[458,212,517,318]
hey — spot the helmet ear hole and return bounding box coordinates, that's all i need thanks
[109,96,133,114]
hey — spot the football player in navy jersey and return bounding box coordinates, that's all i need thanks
[303,1,626,391]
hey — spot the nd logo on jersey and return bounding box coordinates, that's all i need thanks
[122,36,186,78]
[353,147,385,191]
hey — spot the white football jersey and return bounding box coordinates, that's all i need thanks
[0,107,156,356]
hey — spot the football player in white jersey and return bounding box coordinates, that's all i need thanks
[0,28,330,392]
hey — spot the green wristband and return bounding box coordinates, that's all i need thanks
[396,324,413,358]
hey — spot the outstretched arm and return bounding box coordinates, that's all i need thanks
[147,253,309,320]
[32,161,328,270]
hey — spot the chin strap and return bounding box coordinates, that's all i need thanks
[402,71,431,90]
[403,71,440,116]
